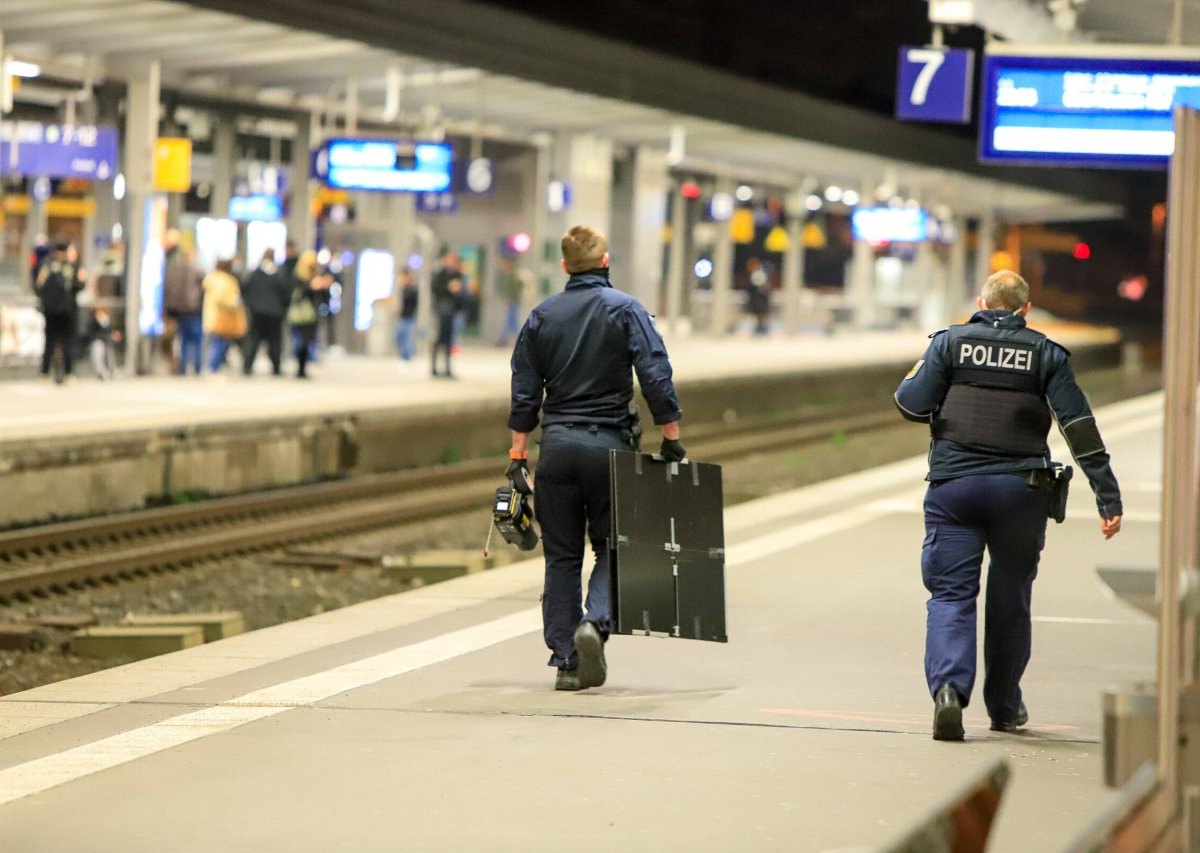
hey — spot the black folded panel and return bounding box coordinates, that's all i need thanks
[609,450,726,643]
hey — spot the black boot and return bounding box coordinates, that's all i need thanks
[933,684,964,741]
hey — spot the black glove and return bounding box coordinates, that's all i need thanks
[506,458,533,494]
[659,438,686,463]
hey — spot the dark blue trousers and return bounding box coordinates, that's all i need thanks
[534,424,626,669]
[922,473,1048,722]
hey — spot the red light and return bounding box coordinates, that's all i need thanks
[1073,242,1091,260]
[680,182,702,199]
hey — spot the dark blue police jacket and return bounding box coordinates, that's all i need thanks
[508,269,682,434]
[895,310,1122,517]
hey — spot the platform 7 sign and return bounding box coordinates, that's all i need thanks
[896,47,975,125]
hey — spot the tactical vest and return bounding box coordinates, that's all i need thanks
[932,322,1052,456]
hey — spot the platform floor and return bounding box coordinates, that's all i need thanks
[0,322,1117,442]
[0,392,1160,851]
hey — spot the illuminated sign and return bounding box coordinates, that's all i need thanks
[313,139,453,192]
[228,194,283,221]
[354,249,396,332]
[0,123,118,180]
[851,207,929,244]
[981,47,1200,168]
[896,47,974,124]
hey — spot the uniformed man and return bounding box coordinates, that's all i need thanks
[507,225,684,691]
[895,270,1122,741]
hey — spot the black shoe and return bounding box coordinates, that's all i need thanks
[573,622,607,688]
[989,702,1029,733]
[555,668,582,691]
[933,684,964,741]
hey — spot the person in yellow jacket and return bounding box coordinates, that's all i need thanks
[202,258,246,374]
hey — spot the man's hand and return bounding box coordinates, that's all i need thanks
[659,437,686,463]
[506,458,533,494]
[1101,516,1122,540]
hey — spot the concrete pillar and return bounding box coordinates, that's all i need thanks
[90,87,122,266]
[664,182,687,334]
[288,113,315,251]
[781,189,807,332]
[848,237,875,330]
[709,178,734,334]
[210,113,235,221]
[847,180,876,329]
[974,209,996,299]
[122,60,160,374]
[19,195,47,273]
[618,146,668,311]
[948,215,969,321]
[529,136,551,304]
[549,133,612,242]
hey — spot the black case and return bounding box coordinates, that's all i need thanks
[608,449,727,642]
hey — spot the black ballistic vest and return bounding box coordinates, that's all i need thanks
[932,323,1052,456]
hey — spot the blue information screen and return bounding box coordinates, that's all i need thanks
[0,123,118,180]
[980,50,1200,168]
[851,207,929,244]
[313,139,453,192]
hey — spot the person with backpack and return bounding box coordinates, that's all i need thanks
[34,240,85,383]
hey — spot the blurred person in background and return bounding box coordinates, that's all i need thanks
[395,267,418,363]
[241,251,292,376]
[201,258,247,375]
[431,248,465,378]
[88,308,119,380]
[288,250,332,379]
[163,229,204,375]
[745,257,771,336]
[34,239,86,383]
[497,254,532,347]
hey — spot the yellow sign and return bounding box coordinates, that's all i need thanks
[764,225,789,253]
[153,137,193,192]
[730,208,755,244]
[3,195,96,218]
[802,221,827,249]
[990,250,1016,273]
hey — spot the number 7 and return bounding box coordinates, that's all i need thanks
[907,49,946,106]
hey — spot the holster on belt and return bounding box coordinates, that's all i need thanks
[1027,465,1073,523]
[625,402,643,452]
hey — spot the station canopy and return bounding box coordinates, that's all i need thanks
[0,0,1125,221]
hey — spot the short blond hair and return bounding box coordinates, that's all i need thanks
[982,270,1030,312]
[561,225,607,274]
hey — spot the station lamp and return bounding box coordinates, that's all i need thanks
[842,189,861,207]
[507,232,532,254]
[679,181,702,199]
[1073,242,1091,260]
[824,186,843,203]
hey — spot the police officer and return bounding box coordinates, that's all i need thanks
[507,225,684,691]
[895,270,1122,741]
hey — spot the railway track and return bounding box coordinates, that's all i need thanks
[0,405,901,602]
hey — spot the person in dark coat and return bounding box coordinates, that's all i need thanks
[241,252,292,375]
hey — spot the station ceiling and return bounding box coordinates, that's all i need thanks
[1080,0,1200,44]
[0,0,1133,220]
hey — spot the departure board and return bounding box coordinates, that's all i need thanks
[980,48,1200,168]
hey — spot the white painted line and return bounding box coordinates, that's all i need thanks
[0,609,541,808]
[1033,616,1153,626]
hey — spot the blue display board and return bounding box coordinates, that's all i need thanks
[851,207,929,244]
[228,194,283,221]
[896,47,974,124]
[313,139,452,192]
[0,123,118,180]
[980,49,1200,168]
